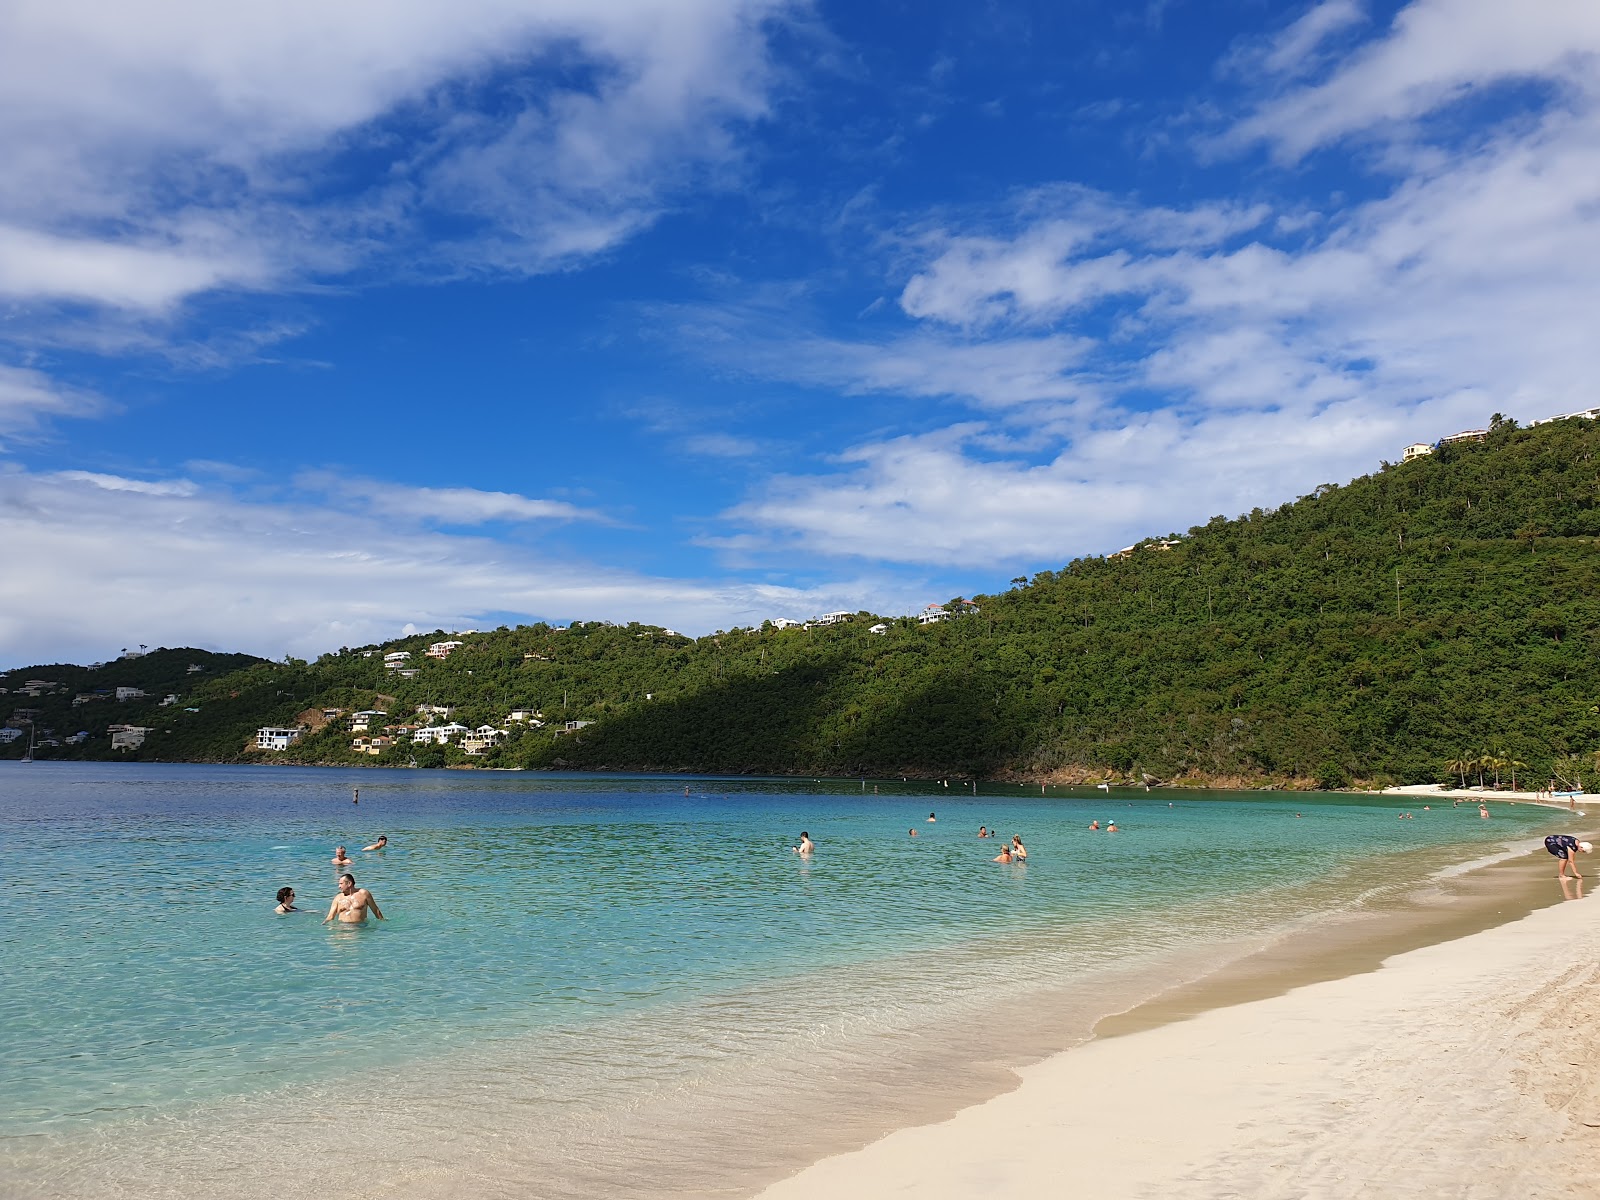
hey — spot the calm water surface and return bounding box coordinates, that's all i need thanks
[0,763,1562,1198]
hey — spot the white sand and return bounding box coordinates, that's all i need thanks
[758,889,1600,1199]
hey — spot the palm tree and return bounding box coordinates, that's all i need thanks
[1506,756,1527,791]
[1446,755,1472,787]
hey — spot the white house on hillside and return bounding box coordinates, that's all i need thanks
[811,611,853,626]
[426,640,465,659]
[256,726,305,751]
[918,606,949,625]
[1401,442,1433,462]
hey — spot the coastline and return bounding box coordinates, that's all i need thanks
[755,837,1600,1199]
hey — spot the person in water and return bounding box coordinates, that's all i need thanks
[993,844,1013,863]
[362,835,388,851]
[275,887,299,913]
[793,831,815,856]
[978,826,989,838]
[1010,835,1027,861]
[323,874,384,924]
[927,812,937,822]
[1106,820,1118,832]
[1088,820,1099,830]
[1545,834,1593,879]
[908,828,918,837]
[332,846,352,866]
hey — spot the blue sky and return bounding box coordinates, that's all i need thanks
[3,0,1598,665]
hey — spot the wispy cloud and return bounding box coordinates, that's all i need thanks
[0,466,922,665]
[0,365,106,443]
[294,472,610,526]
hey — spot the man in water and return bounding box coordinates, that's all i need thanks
[332,845,352,865]
[793,831,815,856]
[362,835,388,851]
[927,812,937,822]
[978,826,989,838]
[323,874,384,924]
[1088,820,1099,830]
[993,844,1013,863]
[275,887,299,913]
[1545,834,1592,879]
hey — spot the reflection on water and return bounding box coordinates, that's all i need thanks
[0,763,1565,1199]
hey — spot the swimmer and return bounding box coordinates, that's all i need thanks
[908,828,918,837]
[1107,821,1118,832]
[927,812,937,822]
[323,874,383,924]
[1088,820,1099,830]
[331,845,352,866]
[275,886,299,913]
[352,788,359,806]
[793,831,815,856]
[978,826,989,838]
[1545,834,1592,879]
[993,844,1013,863]
[1479,805,1490,819]
[1010,835,1027,861]
[362,835,388,851]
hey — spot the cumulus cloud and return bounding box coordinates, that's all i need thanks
[712,0,1600,568]
[0,467,919,666]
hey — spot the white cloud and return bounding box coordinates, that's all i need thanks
[296,472,609,525]
[1223,0,1368,81]
[53,470,198,497]
[0,466,920,666]
[0,0,792,313]
[0,365,105,441]
[712,0,1600,569]
[1228,0,1600,159]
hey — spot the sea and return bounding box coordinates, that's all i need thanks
[0,762,1565,1199]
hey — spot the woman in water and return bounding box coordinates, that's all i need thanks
[275,887,300,913]
[1010,835,1027,861]
[993,844,1013,863]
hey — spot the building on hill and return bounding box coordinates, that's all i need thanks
[349,710,388,732]
[1439,428,1488,445]
[255,726,305,751]
[918,606,950,625]
[769,617,804,630]
[426,640,465,659]
[1402,442,1434,462]
[810,611,853,626]
[110,725,151,750]
[396,668,420,679]
[868,623,889,635]
[0,728,23,744]
[115,687,146,702]
[1529,407,1600,427]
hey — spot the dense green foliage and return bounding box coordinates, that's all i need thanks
[9,417,1600,787]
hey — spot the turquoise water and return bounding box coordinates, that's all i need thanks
[0,763,1564,1199]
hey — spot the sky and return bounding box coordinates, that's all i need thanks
[3,0,1599,666]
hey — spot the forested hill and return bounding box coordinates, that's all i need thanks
[9,416,1600,789]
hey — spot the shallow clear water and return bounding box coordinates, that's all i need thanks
[0,763,1563,1198]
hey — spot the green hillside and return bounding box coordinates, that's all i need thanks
[9,415,1600,789]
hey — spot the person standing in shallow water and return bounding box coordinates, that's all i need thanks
[793,832,814,856]
[324,874,383,924]
[275,887,299,913]
[1010,835,1026,861]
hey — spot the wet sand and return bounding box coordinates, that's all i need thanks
[757,837,1600,1199]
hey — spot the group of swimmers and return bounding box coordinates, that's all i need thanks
[274,835,389,924]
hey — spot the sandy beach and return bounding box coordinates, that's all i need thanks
[758,844,1600,1200]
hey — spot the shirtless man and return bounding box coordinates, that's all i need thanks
[324,874,384,924]
[993,844,1013,863]
[332,845,352,865]
[793,831,815,856]
[362,835,388,851]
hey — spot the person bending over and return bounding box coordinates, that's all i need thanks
[1545,834,1592,879]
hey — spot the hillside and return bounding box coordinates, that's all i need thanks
[8,415,1600,789]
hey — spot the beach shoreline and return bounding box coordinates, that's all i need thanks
[754,834,1600,1199]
